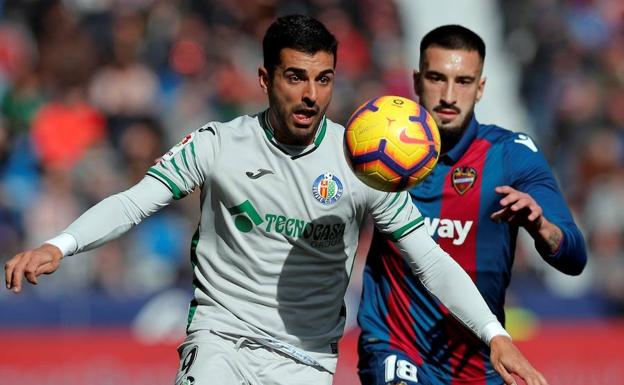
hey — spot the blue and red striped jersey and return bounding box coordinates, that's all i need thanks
[357,117,587,385]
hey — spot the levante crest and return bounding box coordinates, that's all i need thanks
[452,166,477,195]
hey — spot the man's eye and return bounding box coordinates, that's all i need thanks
[289,75,301,82]
[319,76,331,84]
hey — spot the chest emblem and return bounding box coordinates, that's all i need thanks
[451,166,477,195]
[312,172,343,205]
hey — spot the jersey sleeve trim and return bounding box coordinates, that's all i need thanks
[188,141,203,176]
[170,158,189,189]
[388,216,424,241]
[147,167,186,200]
[181,147,192,173]
[386,192,401,207]
[388,193,410,224]
[146,173,173,195]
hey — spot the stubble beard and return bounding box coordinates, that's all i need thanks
[268,105,318,146]
[438,110,473,154]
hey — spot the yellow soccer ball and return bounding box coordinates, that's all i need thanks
[344,96,441,192]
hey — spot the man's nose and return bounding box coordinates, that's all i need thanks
[441,82,456,105]
[303,81,317,105]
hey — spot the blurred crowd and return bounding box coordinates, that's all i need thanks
[0,0,410,298]
[501,0,624,316]
[0,0,622,318]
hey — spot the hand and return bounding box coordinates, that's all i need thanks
[491,186,563,254]
[4,244,63,293]
[490,335,548,385]
[490,186,542,232]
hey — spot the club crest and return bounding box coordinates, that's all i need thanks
[452,166,477,195]
[312,172,343,205]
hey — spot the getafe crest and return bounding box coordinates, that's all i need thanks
[452,166,477,195]
[312,172,343,205]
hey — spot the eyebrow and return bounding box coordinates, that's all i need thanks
[425,70,476,81]
[283,67,335,77]
[424,70,445,77]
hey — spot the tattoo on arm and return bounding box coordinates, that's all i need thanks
[547,230,562,253]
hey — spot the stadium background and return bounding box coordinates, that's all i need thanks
[0,0,623,384]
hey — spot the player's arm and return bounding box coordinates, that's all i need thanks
[491,185,566,257]
[492,134,587,275]
[395,229,547,384]
[6,125,217,293]
[369,190,548,385]
[5,176,173,293]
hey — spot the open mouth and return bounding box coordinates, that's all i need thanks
[293,109,317,126]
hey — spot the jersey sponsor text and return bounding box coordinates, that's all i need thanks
[423,217,473,245]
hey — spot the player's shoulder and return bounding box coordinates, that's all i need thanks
[478,124,541,154]
[322,117,347,142]
[324,117,346,132]
[196,114,260,139]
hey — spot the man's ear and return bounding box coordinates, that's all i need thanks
[413,70,422,99]
[258,67,270,94]
[476,76,486,102]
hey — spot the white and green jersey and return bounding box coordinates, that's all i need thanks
[145,111,425,371]
[58,110,502,374]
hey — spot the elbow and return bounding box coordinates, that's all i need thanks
[555,230,588,276]
[570,258,587,276]
[557,254,587,276]
[564,263,585,276]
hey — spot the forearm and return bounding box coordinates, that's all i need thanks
[396,229,508,344]
[57,176,173,255]
[531,217,587,275]
[530,216,563,255]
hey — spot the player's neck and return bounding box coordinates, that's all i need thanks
[440,129,464,155]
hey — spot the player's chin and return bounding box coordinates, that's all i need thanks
[287,124,317,144]
[438,119,464,134]
[436,115,457,126]
[294,126,317,139]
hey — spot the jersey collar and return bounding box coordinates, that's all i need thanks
[440,115,479,164]
[259,109,328,159]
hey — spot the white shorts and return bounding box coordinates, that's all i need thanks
[174,330,334,385]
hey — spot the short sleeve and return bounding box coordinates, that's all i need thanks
[147,124,220,199]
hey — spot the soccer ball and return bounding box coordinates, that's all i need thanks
[344,96,441,192]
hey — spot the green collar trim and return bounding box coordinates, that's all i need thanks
[313,116,327,147]
[259,109,327,150]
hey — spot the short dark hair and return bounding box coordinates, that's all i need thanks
[420,25,485,65]
[263,15,338,76]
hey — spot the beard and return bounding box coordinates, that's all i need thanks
[436,107,475,155]
[439,125,464,155]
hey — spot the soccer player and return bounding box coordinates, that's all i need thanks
[5,16,546,385]
[357,25,587,385]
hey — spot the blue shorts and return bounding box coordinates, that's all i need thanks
[358,344,503,385]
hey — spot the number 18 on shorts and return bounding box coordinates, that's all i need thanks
[359,350,423,385]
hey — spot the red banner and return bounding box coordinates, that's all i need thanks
[0,330,179,385]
